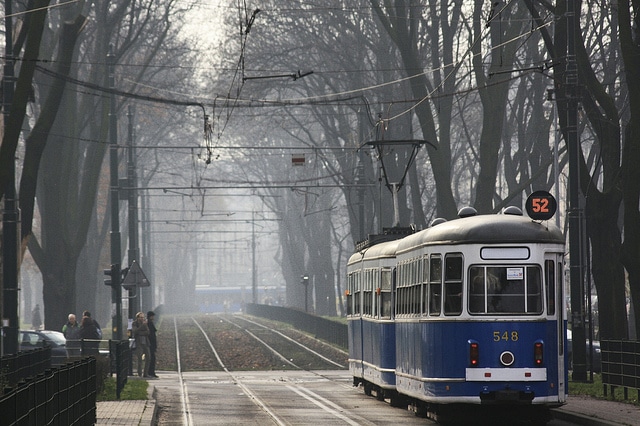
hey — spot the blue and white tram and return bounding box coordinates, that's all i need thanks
[347,236,404,402]
[348,200,567,423]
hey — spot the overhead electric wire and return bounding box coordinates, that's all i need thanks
[34,64,206,110]
[3,0,80,18]
[19,0,558,167]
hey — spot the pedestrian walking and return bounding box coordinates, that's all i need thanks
[132,311,150,377]
[147,311,159,378]
[62,313,81,357]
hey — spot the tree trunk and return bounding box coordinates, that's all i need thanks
[618,0,640,338]
[0,1,50,203]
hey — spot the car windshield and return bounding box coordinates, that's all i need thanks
[40,331,66,346]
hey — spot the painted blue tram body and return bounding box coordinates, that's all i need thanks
[347,238,402,395]
[349,208,567,419]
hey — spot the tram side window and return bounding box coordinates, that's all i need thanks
[444,254,463,315]
[527,267,542,313]
[411,259,421,314]
[346,273,353,316]
[429,256,442,315]
[372,269,379,318]
[396,261,422,316]
[422,256,429,315]
[354,271,361,315]
[395,264,404,316]
[380,268,392,319]
[363,270,373,316]
[545,260,556,315]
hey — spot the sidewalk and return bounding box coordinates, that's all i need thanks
[96,376,157,425]
[96,399,155,425]
[552,394,640,426]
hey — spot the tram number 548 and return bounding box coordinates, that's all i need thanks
[493,331,519,342]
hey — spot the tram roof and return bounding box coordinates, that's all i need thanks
[348,238,401,265]
[396,213,564,254]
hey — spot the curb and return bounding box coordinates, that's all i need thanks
[552,408,623,426]
[144,383,158,426]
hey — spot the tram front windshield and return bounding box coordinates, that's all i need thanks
[468,266,542,315]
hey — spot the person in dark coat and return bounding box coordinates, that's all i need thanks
[82,310,102,339]
[147,311,158,378]
[132,312,150,377]
[79,315,100,355]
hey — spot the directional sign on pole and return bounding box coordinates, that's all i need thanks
[122,260,150,290]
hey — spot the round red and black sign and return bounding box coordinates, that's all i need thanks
[525,191,557,221]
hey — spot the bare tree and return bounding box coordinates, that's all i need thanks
[4,0,201,328]
[526,0,628,339]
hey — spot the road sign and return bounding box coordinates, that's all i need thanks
[122,260,151,290]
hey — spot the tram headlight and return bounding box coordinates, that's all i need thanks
[534,341,544,366]
[469,340,479,366]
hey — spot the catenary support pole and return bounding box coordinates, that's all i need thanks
[108,46,123,340]
[566,0,587,381]
[2,0,19,356]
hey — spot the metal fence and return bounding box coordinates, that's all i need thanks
[1,347,52,388]
[246,303,348,349]
[601,340,640,401]
[0,356,97,425]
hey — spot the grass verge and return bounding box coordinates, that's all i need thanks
[97,377,148,401]
[569,374,639,406]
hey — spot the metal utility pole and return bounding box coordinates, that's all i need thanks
[356,158,365,242]
[252,211,257,304]
[2,0,19,356]
[127,105,139,317]
[108,46,123,340]
[140,181,153,311]
[566,0,587,381]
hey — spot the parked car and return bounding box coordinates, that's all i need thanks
[566,329,602,373]
[19,329,68,366]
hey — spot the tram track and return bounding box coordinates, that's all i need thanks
[189,316,287,426]
[167,314,352,425]
[220,314,347,370]
[172,317,194,426]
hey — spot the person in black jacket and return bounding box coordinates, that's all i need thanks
[147,311,158,378]
[82,310,102,339]
[79,315,100,355]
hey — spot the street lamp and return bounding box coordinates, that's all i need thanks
[301,275,309,312]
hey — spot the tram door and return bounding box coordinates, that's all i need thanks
[546,252,566,401]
